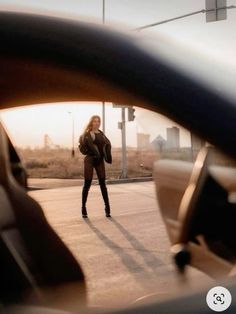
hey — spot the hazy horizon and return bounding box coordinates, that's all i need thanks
[1,102,191,149]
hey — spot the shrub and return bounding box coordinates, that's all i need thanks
[26,159,48,169]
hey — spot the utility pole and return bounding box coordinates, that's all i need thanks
[102,0,106,133]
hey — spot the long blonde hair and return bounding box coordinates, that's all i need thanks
[83,115,101,136]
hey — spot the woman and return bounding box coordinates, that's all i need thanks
[79,115,112,218]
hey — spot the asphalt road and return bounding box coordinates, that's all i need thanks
[29,181,213,309]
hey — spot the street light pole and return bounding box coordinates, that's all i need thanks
[102,0,106,133]
[68,111,75,158]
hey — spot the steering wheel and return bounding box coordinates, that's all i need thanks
[171,146,213,271]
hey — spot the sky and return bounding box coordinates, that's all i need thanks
[1,0,236,148]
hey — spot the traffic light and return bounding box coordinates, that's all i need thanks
[205,0,227,22]
[128,107,135,121]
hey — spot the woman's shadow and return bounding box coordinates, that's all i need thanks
[84,218,167,288]
[110,217,164,272]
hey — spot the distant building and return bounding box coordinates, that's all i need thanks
[137,133,150,150]
[151,135,166,151]
[166,127,180,149]
[44,134,60,150]
[44,134,52,150]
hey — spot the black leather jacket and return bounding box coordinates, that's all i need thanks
[79,130,112,164]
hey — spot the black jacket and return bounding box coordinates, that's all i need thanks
[79,130,112,164]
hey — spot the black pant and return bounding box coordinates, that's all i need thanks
[84,155,105,180]
[82,156,110,215]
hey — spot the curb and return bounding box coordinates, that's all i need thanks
[27,177,153,191]
[107,177,153,185]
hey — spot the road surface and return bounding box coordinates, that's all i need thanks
[29,181,213,309]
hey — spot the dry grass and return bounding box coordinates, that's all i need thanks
[18,146,233,179]
[18,147,159,179]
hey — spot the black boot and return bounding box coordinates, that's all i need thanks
[99,178,111,217]
[82,179,92,218]
[82,206,88,218]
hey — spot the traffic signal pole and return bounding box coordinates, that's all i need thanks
[113,104,133,178]
[134,3,236,31]
[134,1,235,156]
[121,107,127,178]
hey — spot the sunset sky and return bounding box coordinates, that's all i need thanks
[1,0,236,148]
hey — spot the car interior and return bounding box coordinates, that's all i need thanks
[1,10,236,314]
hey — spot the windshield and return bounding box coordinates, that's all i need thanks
[0,102,215,308]
[1,1,236,312]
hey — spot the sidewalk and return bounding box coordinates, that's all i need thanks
[28,177,153,190]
